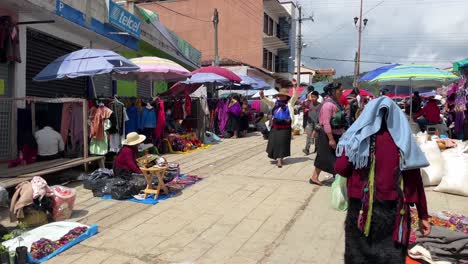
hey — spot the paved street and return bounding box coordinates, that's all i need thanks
[23,134,468,263]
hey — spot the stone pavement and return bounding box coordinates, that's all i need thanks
[6,133,468,264]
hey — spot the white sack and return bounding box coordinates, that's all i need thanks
[434,143,468,197]
[419,141,444,186]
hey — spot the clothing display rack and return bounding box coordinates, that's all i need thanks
[0,97,104,188]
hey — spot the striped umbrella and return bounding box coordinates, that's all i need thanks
[369,64,459,88]
[369,64,459,114]
[117,56,191,82]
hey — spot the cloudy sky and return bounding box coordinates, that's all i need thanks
[297,0,468,76]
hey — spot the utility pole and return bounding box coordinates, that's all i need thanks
[354,0,368,87]
[213,8,219,66]
[296,6,302,85]
[295,6,313,86]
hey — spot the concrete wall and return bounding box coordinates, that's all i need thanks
[140,0,264,69]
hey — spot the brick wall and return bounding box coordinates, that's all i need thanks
[140,0,263,68]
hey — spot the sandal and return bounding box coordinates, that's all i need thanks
[309,178,322,186]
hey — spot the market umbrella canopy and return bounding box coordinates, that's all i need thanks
[358,64,400,82]
[453,58,468,73]
[191,66,242,83]
[369,65,459,88]
[251,88,278,98]
[182,73,230,84]
[33,49,140,81]
[118,56,191,82]
[342,89,375,98]
[232,76,271,90]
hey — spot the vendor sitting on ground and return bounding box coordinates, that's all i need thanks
[412,95,442,132]
[114,132,146,178]
[34,122,64,161]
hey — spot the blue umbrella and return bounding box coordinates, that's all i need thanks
[33,49,140,81]
[182,73,230,84]
[358,64,400,82]
[251,77,271,90]
[238,74,256,85]
[232,76,271,90]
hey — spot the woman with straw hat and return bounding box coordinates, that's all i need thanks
[260,82,298,168]
[114,132,146,178]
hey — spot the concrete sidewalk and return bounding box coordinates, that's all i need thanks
[3,133,467,264]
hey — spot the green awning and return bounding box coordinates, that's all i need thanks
[138,6,159,23]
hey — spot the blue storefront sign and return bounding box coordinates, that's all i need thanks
[56,0,138,50]
[108,0,141,39]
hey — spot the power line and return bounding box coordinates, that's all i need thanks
[303,55,392,64]
[150,2,212,22]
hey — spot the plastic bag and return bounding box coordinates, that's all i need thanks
[51,185,76,221]
[110,181,133,200]
[330,175,348,211]
[83,169,113,190]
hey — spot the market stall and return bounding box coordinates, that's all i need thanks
[0,97,104,188]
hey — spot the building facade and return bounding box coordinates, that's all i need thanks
[140,0,296,86]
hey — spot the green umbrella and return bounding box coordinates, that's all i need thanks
[453,58,468,73]
[368,64,459,114]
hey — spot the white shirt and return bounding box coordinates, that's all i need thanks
[34,126,65,156]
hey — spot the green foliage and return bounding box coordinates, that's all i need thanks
[313,75,333,83]
[333,73,380,95]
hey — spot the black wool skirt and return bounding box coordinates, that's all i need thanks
[314,129,340,174]
[345,198,408,264]
[266,127,292,159]
[227,113,240,132]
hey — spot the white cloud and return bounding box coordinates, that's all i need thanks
[298,0,468,76]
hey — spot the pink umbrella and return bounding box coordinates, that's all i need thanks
[342,89,375,98]
[118,56,191,82]
[191,66,242,83]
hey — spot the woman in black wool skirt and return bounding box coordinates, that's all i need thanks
[335,97,431,264]
[261,84,298,168]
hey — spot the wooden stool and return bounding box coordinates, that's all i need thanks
[140,166,169,200]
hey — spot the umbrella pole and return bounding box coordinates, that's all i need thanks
[90,76,97,98]
[409,78,413,117]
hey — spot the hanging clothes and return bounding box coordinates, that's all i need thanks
[154,99,166,140]
[140,107,157,129]
[217,99,229,136]
[109,99,125,135]
[173,98,184,120]
[125,105,140,134]
[0,16,21,63]
[185,94,192,118]
[90,106,113,140]
[90,119,111,155]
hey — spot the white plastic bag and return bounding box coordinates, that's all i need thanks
[419,141,445,186]
[434,143,468,197]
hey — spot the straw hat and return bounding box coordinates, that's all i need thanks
[123,132,146,146]
[275,88,291,98]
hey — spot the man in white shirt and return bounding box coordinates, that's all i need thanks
[34,125,65,161]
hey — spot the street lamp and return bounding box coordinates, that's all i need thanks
[353,0,369,87]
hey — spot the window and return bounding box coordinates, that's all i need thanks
[268,17,274,36]
[263,48,276,71]
[267,51,273,71]
[275,55,279,72]
[263,13,269,35]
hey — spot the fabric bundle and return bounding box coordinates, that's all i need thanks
[30,226,88,260]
